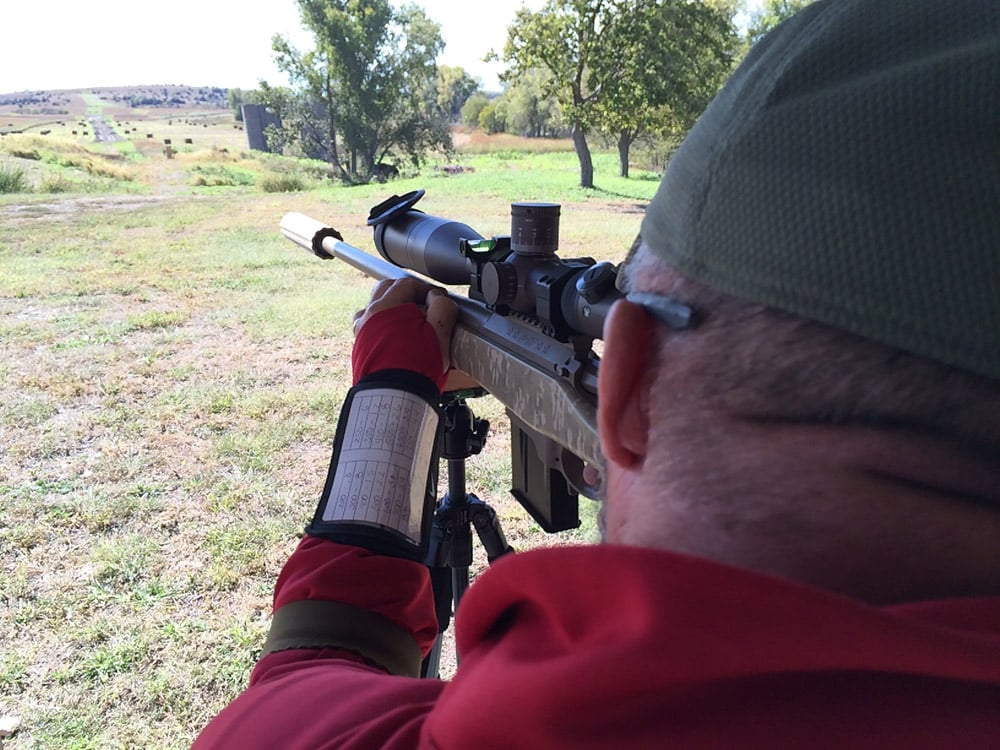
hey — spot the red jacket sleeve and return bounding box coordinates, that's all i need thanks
[267,535,440,659]
[193,538,443,749]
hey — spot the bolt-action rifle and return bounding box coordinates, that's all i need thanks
[280,189,691,534]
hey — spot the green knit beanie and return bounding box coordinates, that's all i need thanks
[640,0,1000,381]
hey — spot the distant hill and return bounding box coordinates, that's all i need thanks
[0,85,229,112]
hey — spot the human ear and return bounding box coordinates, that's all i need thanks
[598,300,657,469]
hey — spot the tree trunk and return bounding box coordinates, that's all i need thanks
[324,75,346,179]
[618,132,631,178]
[327,111,346,179]
[572,120,594,189]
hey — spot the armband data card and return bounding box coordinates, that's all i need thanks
[321,388,438,543]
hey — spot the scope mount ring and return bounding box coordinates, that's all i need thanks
[367,189,426,227]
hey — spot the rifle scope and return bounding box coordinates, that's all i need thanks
[367,190,620,341]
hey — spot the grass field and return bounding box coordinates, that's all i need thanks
[0,101,660,748]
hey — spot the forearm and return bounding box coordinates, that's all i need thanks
[258,535,439,679]
[194,538,441,750]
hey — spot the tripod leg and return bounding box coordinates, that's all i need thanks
[469,498,514,563]
[421,637,443,679]
[421,540,455,678]
[420,396,498,679]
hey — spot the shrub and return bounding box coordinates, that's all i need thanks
[190,165,256,187]
[259,173,306,193]
[38,176,74,193]
[0,165,30,193]
[8,148,41,160]
[56,155,134,181]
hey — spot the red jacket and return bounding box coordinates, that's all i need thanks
[193,537,1000,748]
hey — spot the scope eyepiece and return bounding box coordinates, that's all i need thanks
[367,189,426,227]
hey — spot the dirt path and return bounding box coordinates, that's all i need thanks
[89,115,122,143]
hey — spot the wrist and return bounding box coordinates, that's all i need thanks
[308,370,442,561]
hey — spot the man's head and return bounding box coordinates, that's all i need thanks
[598,0,1000,602]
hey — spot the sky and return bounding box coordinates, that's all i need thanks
[1,0,542,93]
[1,0,758,94]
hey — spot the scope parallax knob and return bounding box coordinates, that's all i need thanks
[481,261,519,307]
[576,261,617,303]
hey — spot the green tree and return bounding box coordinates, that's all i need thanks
[461,92,491,127]
[270,0,452,183]
[501,0,627,188]
[747,0,814,46]
[499,68,564,138]
[436,65,480,122]
[596,0,738,177]
[500,0,734,187]
[478,100,507,134]
[227,88,258,122]
[266,40,345,171]
[255,82,317,158]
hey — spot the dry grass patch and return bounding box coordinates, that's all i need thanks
[453,128,575,154]
[0,134,134,181]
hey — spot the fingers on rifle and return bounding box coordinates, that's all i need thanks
[425,288,457,372]
[371,277,432,307]
[355,278,444,338]
[368,278,396,304]
[425,287,455,322]
[356,278,422,334]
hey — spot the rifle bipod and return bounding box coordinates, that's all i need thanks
[421,392,513,679]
